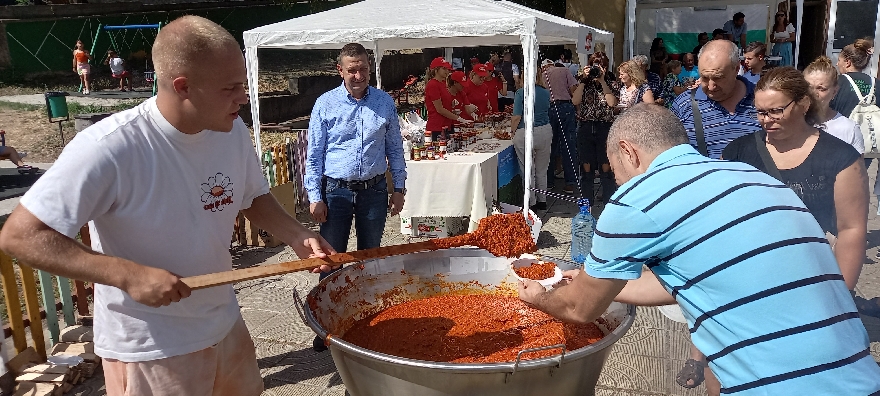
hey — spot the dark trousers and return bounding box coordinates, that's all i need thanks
[318,175,388,280]
[547,101,578,188]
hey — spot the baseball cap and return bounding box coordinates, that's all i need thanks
[483,62,495,71]
[541,59,555,67]
[430,57,453,70]
[450,71,467,83]
[474,63,489,77]
[472,63,490,77]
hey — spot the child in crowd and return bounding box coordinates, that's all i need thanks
[73,40,91,95]
[105,50,132,92]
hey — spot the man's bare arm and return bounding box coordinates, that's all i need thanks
[520,269,626,324]
[0,205,190,307]
[614,269,676,306]
[242,194,337,271]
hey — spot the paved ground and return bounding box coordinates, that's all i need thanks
[4,166,880,396]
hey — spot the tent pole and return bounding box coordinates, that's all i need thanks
[245,46,263,157]
[794,0,804,69]
[625,0,636,62]
[520,20,538,217]
[374,40,383,90]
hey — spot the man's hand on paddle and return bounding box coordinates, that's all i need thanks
[287,228,340,274]
[124,265,191,307]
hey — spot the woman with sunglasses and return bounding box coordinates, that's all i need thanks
[770,12,795,67]
[723,67,878,317]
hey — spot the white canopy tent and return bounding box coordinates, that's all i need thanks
[243,0,613,213]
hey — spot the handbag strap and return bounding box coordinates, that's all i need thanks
[691,88,708,156]
[754,131,784,181]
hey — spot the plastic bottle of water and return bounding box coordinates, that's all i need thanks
[571,198,597,264]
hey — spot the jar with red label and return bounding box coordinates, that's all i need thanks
[439,139,447,158]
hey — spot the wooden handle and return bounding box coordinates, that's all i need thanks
[181,240,440,290]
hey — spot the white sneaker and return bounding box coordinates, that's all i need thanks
[83,89,89,95]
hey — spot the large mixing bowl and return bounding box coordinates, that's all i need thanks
[293,248,635,396]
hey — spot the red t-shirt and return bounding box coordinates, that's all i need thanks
[485,77,502,113]
[462,79,490,115]
[451,90,472,120]
[425,78,454,131]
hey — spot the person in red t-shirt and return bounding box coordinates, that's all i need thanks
[462,63,491,115]
[425,57,470,136]
[448,71,479,121]
[483,62,503,113]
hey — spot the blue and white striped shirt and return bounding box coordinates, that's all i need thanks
[305,83,407,203]
[586,144,880,395]
[671,76,761,159]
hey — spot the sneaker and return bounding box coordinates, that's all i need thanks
[563,185,575,195]
[530,202,547,211]
[83,89,90,95]
[312,335,328,352]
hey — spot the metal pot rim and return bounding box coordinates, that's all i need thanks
[299,253,636,373]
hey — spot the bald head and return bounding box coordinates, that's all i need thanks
[698,40,739,70]
[608,103,688,155]
[152,15,240,83]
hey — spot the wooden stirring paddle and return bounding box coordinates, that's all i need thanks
[181,213,536,290]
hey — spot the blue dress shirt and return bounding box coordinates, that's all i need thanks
[306,83,407,203]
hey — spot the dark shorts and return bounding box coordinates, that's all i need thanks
[577,120,612,170]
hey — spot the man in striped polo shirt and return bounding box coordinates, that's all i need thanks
[519,103,880,394]
[671,40,761,159]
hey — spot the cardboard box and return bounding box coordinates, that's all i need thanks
[401,216,448,238]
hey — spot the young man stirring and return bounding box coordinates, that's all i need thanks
[0,16,336,395]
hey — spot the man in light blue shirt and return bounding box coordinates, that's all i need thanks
[305,43,408,349]
[519,103,880,395]
[723,12,748,48]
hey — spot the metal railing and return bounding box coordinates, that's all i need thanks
[1,225,93,360]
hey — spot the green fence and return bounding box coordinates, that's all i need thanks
[3,3,314,76]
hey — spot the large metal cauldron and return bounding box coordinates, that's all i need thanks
[293,248,635,396]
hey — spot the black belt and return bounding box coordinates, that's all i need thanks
[551,100,572,104]
[324,174,384,191]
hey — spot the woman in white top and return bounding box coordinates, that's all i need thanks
[804,56,865,154]
[770,12,796,66]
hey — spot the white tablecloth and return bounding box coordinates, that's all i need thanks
[400,139,513,232]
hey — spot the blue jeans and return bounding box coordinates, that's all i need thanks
[547,101,579,187]
[318,175,388,280]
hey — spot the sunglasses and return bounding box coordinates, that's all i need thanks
[756,99,795,120]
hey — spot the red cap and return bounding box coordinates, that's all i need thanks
[470,57,481,64]
[484,62,495,71]
[450,71,467,83]
[430,57,452,70]
[472,63,490,77]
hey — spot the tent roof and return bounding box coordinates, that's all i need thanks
[243,0,613,50]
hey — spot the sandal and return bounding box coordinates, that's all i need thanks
[676,358,707,389]
[852,291,880,318]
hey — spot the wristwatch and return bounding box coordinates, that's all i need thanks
[394,188,407,196]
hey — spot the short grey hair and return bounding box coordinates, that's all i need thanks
[698,40,740,70]
[607,103,689,154]
[632,54,649,68]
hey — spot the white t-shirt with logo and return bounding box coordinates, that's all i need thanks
[20,97,269,362]
[816,112,865,154]
[108,58,125,75]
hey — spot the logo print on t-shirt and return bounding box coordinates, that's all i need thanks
[201,173,234,212]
